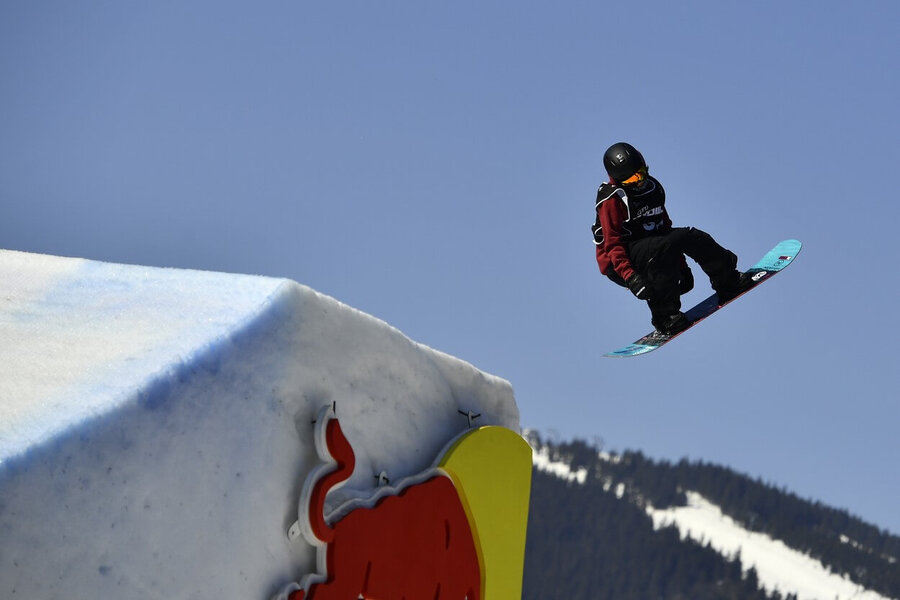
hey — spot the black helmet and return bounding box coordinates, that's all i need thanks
[603,142,646,182]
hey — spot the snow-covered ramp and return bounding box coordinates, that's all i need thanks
[0,250,519,599]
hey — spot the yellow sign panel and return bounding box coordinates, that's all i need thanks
[439,426,533,600]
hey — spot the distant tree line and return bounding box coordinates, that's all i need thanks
[524,434,900,599]
[524,470,793,599]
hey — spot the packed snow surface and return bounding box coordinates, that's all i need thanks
[0,250,284,461]
[0,250,519,600]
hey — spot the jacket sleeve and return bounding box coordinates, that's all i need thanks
[598,196,636,282]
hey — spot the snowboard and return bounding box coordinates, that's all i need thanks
[604,239,802,358]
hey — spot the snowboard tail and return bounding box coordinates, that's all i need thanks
[604,239,801,358]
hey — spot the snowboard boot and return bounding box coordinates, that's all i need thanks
[711,269,744,303]
[652,311,691,335]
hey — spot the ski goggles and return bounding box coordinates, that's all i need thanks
[620,166,648,185]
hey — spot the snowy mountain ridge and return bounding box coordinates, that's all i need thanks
[528,437,896,600]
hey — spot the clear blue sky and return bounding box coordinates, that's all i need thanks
[3,1,899,534]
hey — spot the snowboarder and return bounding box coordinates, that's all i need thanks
[592,142,744,334]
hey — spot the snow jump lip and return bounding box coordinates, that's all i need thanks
[0,249,521,600]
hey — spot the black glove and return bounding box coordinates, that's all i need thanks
[679,265,694,295]
[626,273,653,300]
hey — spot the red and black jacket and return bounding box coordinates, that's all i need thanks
[592,175,672,282]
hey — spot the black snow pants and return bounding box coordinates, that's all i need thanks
[610,227,738,328]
